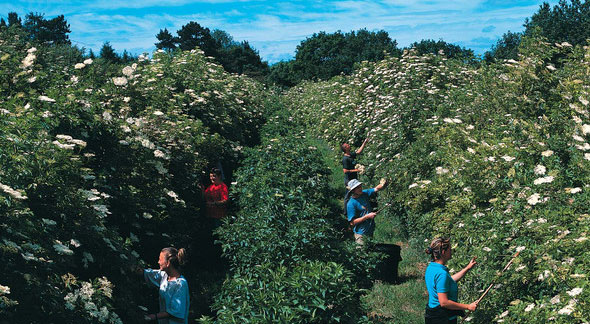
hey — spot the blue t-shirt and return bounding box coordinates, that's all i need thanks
[424,262,459,320]
[347,188,376,236]
[144,269,190,324]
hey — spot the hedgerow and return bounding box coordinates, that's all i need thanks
[208,107,377,323]
[284,33,589,323]
[0,25,269,322]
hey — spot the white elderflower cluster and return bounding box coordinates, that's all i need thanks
[534,165,546,175]
[0,183,27,200]
[112,77,128,86]
[64,279,122,323]
[533,176,554,185]
[53,134,87,150]
[0,284,10,295]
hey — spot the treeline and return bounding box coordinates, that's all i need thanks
[486,0,590,61]
[5,1,590,87]
[1,12,135,64]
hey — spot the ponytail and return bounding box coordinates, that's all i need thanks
[161,247,187,269]
[425,237,450,261]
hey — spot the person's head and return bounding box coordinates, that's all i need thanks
[348,179,363,196]
[209,168,222,184]
[425,237,451,263]
[158,247,187,272]
[340,143,350,154]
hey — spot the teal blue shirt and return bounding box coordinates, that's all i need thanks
[347,188,376,235]
[424,262,459,320]
[144,269,190,324]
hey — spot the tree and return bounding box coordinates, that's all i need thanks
[0,18,6,28]
[485,1,590,62]
[155,28,177,51]
[290,29,400,83]
[220,41,269,78]
[23,12,71,45]
[211,29,236,49]
[121,50,135,63]
[8,12,21,27]
[524,0,590,46]
[176,21,218,57]
[100,42,119,63]
[345,29,399,62]
[267,61,300,88]
[484,31,522,62]
[294,31,349,80]
[410,39,476,63]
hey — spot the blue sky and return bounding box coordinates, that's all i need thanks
[0,1,560,64]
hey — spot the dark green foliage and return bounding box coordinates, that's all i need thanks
[211,29,234,49]
[486,0,590,62]
[267,61,299,88]
[218,41,269,79]
[99,41,119,63]
[410,39,476,64]
[525,0,590,46]
[155,28,177,51]
[209,107,377,323]
[154,24,269,79]
[0,28,270,322]
[210,262,363,323]
[176,21,218,56]
[268,28,399,87]
[484,31,522,62]
[211,30,270,77]
[23,12,71,45]
[8,12,21,27]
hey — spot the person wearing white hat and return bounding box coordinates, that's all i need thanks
[346,178,387,245]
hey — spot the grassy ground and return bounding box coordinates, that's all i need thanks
[362,241,427,323]
[314,138,428,323]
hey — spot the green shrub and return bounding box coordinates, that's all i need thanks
[285,33,590,322]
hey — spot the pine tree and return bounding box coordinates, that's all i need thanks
[155,28,177,51]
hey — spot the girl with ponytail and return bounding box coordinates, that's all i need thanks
[142,247,189,323]
[424,238,478,324]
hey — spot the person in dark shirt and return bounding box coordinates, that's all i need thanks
[341,138,368,186]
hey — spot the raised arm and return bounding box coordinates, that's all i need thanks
[374,178,388,192]
[452,257,477,282]
[355,138,369,154]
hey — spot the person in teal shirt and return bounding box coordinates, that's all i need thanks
[142,247,190,323]
[424,238,478,324]
[346,178,387,245]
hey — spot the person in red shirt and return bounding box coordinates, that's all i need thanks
[202,168,228,224]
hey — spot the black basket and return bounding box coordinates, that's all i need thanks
[372,243,402,283]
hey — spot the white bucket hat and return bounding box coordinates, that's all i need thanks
[347,179,362,190]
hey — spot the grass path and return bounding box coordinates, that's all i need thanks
[315,138,428,323]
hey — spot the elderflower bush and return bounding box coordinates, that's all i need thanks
[286,33,589,322]
[211,108,376,323]
[1,26,270,322]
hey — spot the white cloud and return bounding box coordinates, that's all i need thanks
[2,0,561,63]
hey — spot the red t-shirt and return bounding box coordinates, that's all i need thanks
[204,183,228,219]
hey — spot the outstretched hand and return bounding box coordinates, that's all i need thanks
[467,257,478,270]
